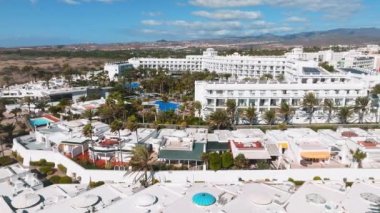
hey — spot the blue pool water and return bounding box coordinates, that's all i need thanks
[155,100,179,112]
[125,82,140,89]
[192,192,216,206]
[29,118,51,127]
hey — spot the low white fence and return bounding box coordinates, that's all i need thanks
[13,140,380,184]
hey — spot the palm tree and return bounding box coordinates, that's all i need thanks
[23,97,33,113]
[302,92,319,124]
[10,108,22,122]
[226,99,237,124]
[31,72,38,83]
[83,109,95,122]
[262,109,276,127]
[78,96,87,103]
[279,102,293,124]
[208,110,230,130]
[323,99,335,123]
[193,101,202,117]
[355,96,370,124]
[129,146,153,187]
[0,123,16,144]
[126,115,139,142]
[82,123,94,163]
[221,73,232,81]
[234,153,247,169]
[161,95,169,103]
[111,119,124,164]
[245,106,256,125]
[35,100,49,113]
[260,73,273,81]
[42,71,53,89]
[372,84,380,95]
[352,149,367,168]
[82,123,93,141]
[0,135,5,157]
[337,107,353,124]
[2,76,12,91]
[201,153,209,169]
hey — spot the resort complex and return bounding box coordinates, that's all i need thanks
[1,44,380,213]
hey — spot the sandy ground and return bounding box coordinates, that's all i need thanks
[0,55,107,85]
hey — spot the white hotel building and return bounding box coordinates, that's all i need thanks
[128,47,318,78]
[193,51,380,115]
[128,46,377,76]
[126,47,380,118]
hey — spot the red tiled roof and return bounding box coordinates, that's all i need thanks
[341,131,358,138]
[43,114,60,122]
[359,141,379,148]
[231,140,264,150]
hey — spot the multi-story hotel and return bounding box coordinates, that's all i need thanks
[194,66,379,118]
[104,61,134,81]
[128,47,318,78]
[127,47,376,78]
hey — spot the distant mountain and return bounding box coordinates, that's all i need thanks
[2,28,379,50]
[215,28,380,46]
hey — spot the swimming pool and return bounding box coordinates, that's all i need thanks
[29,117,52,127]
[154,101,179,112]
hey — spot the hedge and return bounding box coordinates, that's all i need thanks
[30,159,55,167]
[0,156,15,166]
[57,164,67,174]
[49,175,73,184]
[39,166,54,175]
[89,181,105,189]
[59,176,73,184]
[313,176,322,181]
[288,178,305,186]
[49,175,61,184]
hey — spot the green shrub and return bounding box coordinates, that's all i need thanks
[49,175,61,184]
[45,162,55,167]
[39,166,53,175]
[89,181,105,189]
[256,160,271,170]
[30,159,54,167]
[57,164,67,174]
[59,176,73,184]
[208,152,221,171]
[294,180,305,186]
[288,178,305,186]
[0,156,15,166]
[39,159,47,165]
[234,154,247,169]
[16,155,23,164]
[221,152,234,169]
[11,151,17,158]
[313,176,322,181]
[345,182,354,188]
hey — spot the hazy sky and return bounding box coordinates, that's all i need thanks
[0,0,379,47]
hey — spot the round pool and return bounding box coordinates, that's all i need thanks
[192,192,216,206]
